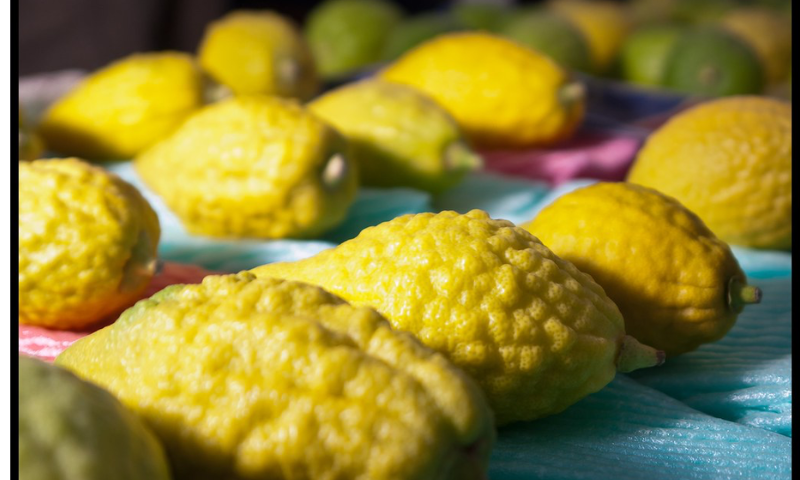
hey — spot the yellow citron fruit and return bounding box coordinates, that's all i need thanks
[19,109,44,161]
[252,210,664,425]
[308,79,482,193]
[56,273,495,480]
[628,96,791,250]
[524,182,762,357]
[720,6,793,85]
[135,95,357,239]
[548,0,633,74]
[39,52,204,161]
[379,32,586,150]
[198,10,320,101]
[19,158,160,330]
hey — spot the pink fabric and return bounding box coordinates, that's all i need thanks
[19,262,214,362]
[480,131,643,186]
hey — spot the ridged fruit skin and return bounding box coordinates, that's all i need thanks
[198,10,319,100]
[19,158,160,330]
[628,96,791,250]
[252,210,648,425]
[308,79,481,193]
[379,32,585,150]
[56,273,495,480]
[19,355,171,480]
[525,182,754,356]
[721,6,792,85]
[135,95,358,240]
[548,0,633,73]
[39,52,203,160]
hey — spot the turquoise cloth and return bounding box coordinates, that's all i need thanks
[108,163,791,479]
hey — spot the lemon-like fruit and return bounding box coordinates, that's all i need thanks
[19,109,44,161]
[39,52,203,160]
[548,0,633,74]
[19,158,160,330]
[252,210,664,425]
[135,95,357,239]
[524,182,762,356]
[720,6,793,85]
[628,96,791,250]
[308,79,482,193]
[19,355,171,480]
[380,32,586,149]
[198,10,319,101]
[56,273,495,480]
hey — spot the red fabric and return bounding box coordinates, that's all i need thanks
[18,262,214,362]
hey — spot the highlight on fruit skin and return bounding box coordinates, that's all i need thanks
[524,181,762,356]
[251,209,664,425]
[56,273,496,480]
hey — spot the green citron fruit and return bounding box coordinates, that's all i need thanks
[19,355,171,480]
[251,210,664,425]
[451,2,512,32]
[305,0,404,79]
[381,12,463,61]
[308,79,482,193]
[38,52,204,160]
[671,0,739,23]
[198,10,319,101]
[661,27,765,97]
[620,23,684,86]
[500,9,592,73]
[135,95,357,239]
[524,182,762,356]
[56,273,495,480]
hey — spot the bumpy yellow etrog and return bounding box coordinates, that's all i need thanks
[308,79,482,193]
[38,52,204,160]
[19,356,171,480]
[628,96,791,250]
[198,10,319,101]
[135,95,357,239]
[56,273,495,480]
[252,210,663,425]
[379,32,585,149]
[19,158,160,330]
[525,182,762,356]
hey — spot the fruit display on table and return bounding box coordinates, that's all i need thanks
[17,0,792,478]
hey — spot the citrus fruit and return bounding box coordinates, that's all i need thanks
[450,2,511,32]
[20,355,171,480]
[308,79,482,193]
[56,273,495,480]
[500,8,592,73]
[381,12,463,61]
[720,6,792,85]
[135,95,357,239]
[304,0,404,79]
[198,10,319,101]
[380,32,586,149]
[251,210,664,425]
[19,158,160,330]
[619,23,684,86]
[661,26,765,97]
[628,96,791,250]
[524,182,762,356]
[38,52,203,160]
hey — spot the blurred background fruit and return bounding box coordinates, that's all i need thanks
[628,96,792,250]
[309,79,482,193]
[135,95,357,239]
[19,158,160,330]
[619,23,684,87]
[381,11,464,61]
[450,1,512,32]
[304,0,404,79]
[660,27,765,97]
[500,8,592,73]
[380,32,586,149]
[198,10,319,101]
[19,355,172,480]
[18,109,44,161]
[38,52,203,160]
[719,6,792,85]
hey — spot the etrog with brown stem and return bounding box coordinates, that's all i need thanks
[252,210,663,425]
